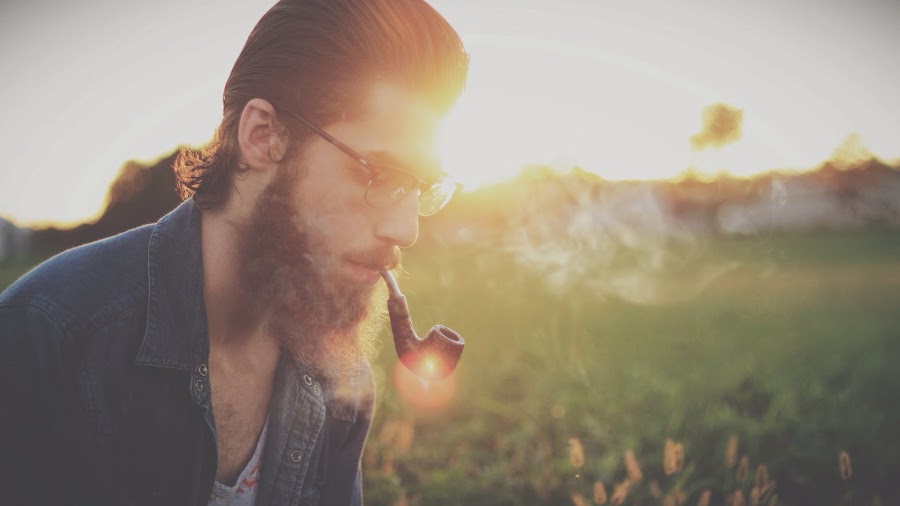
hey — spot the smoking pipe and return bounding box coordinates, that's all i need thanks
[380,269,464,381]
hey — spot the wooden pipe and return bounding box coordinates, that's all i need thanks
[381,269,464,380]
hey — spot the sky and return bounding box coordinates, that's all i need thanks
[1,0,899,226]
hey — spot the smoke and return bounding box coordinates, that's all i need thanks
[690,103,744,150]
[502,174,737,305]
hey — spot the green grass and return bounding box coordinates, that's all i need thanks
[365,230,900,506]
[0,257,47,292]
[3,231,898,505]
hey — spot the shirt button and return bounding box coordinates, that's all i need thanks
[195,379,204,392]
[303,374,313,386]
[290,450,302,463]
[313,384,321,396]
[198,363,208,377]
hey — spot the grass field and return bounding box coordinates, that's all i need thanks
[363,230,900,506]
[3,231,898,505]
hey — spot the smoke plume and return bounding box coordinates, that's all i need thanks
[499,172,737,305]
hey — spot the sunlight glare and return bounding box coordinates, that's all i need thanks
[437,33,729,187]
[392,360,456,411]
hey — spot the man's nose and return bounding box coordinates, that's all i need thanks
[374,190,419,248]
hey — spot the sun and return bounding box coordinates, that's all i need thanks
[435,33,723,188]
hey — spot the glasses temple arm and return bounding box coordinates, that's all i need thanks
[284,109,371,169]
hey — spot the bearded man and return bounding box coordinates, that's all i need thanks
[0,1,468,504]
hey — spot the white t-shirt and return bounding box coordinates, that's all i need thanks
[208,418,269,506]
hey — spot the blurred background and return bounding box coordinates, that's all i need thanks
[1,1,899,505]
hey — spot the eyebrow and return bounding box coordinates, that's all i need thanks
[363,150,445,182]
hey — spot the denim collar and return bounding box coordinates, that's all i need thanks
[135,198,207,371]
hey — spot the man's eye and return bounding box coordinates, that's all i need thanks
[350,163,373,184]
[374,168,413,189]
[389,187,407,200]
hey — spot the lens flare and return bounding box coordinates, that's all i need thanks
[423,356,437,374]
[392,359,456,410]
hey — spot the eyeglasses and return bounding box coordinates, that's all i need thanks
[282,109,458,217]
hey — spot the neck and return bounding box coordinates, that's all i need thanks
[201,205,274,358]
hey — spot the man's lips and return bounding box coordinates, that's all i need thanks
[345,250,400,272]
[344,261,382,284]
[341,247,400,284]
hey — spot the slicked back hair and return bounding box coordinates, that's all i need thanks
[174,0,468,208]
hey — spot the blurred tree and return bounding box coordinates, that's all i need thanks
[32,150,181,255]
[690,103,744,150]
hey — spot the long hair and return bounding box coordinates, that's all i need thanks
[174,0,468,209]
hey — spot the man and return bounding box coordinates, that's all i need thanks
[0,0,468,504]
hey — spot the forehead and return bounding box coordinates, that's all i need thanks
[328,82,444,180]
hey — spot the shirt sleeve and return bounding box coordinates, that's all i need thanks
[0,303,69,503]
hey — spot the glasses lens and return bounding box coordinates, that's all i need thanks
[418,178,457,216]
[366,168,457,216]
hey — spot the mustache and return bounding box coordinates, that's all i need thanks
[344,246,402,271]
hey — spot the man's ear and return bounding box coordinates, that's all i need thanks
[237,98,287,172]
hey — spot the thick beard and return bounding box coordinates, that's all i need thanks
[236,168,395,384]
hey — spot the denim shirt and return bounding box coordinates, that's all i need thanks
[0,199,374,505]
